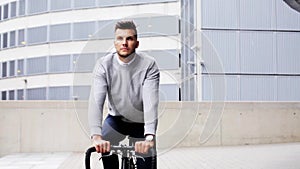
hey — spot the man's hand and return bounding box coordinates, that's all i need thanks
[135,140,154,154]
[92,135,110,153]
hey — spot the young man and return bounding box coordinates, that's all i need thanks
[88,20,159,169]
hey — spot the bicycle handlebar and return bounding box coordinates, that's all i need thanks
[85,147,96,169]
[85,145,135,169]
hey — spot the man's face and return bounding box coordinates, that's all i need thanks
[114,29,139,58]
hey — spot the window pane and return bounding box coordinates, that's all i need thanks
[1,91,7,100]
[9,90,15,100]
[27,87,46,100]
[124,0,177,5]
[135,16,179,37]
[28,0,48,14]
[18,29,25,46]
[73,53,96,72]
[159,84,179,101]
[50,23,71,42]
[73,22,96,40]
[27,57,47,74]
[143,50,179,70]
[95,20,115,39]
[74,0,95,8]
[10,2,17,18]
[2,62,7,77]
[50,0,71,11]
[27,26,47,45]
[10,31,16,47]
[73,86,91,100]
[19,0,26,16]
[9,60,15,76]
[3,4,8,19]
[98,0,122,7]
[0,6,2,21]
[3,33,8,48]
[17,89,24,100]
[17,59,24,76]
[49,86,70,100]
[49,55,70,73]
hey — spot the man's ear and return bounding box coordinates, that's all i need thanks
[135,41,139,48]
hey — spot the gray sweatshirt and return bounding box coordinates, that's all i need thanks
[88,52,160,137]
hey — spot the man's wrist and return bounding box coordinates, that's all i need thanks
[145,134,155,142]
[92,134,102,140]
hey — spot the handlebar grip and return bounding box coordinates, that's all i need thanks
[85,147,96,169]
[110,145,135,151]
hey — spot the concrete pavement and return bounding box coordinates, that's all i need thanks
[1,143,300,169]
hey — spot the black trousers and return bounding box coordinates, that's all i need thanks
[101,114,157,169]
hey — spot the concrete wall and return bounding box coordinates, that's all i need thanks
[1,101,300,156]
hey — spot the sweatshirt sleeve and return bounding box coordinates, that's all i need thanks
[143,60,160,136]
[88,60,107,138]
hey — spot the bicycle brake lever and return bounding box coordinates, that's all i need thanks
[134,155,145,162]
[99,151,115,161]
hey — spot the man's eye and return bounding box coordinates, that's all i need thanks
[127,37,134,41]
[116,37,123,41]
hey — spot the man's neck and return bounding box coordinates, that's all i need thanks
[118,52,135,63]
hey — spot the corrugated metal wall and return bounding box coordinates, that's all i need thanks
[201,0,300,101]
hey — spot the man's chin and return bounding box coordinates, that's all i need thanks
[118,52,134,58]
[119,54,130,58]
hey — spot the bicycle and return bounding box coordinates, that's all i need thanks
[85,144,140,169]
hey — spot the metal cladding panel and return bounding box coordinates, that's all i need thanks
[276,0,300,31]
[240,76,276,101]
[202,30,239,73]
[225,75,239,101]
[277,32,300,74]
[202,75,214,101]
[239,0,276,30]
[202,75,231,101]
[240,31,276,74]
[278,76,300,101]
[201,0,238,29]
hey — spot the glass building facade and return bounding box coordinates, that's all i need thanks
[0,0,181,101]
[1,0,300,101]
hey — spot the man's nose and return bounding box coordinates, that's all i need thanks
[122,39,128,46]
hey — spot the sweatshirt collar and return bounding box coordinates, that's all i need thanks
[117,52,136,66]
